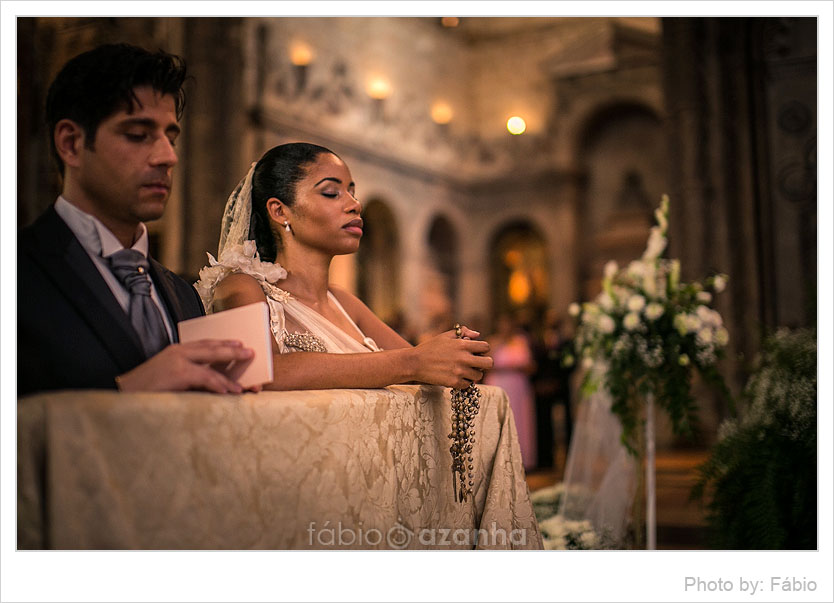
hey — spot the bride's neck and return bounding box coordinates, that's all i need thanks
[278,246,332,306]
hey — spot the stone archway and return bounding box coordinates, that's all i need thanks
[576,102,667,298]
[488,220,550,331]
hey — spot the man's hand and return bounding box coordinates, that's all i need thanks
[116,339,255,393]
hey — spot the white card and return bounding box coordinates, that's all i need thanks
[177,301,274,389]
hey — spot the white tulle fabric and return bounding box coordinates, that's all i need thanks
[557,360,637,546]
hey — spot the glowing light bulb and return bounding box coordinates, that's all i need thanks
[507,116,527,135]
[367,77,392,100]
[431,101,453,124]
[290,42,313,66]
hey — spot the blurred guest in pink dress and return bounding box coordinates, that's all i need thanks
[485,314,537,470]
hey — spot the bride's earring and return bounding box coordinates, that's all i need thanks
[284,222,291,234]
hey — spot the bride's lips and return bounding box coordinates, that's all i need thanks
[342,218,363,236]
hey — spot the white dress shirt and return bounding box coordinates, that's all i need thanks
[54,196,175,342]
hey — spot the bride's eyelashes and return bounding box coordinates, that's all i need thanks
[319,190,360,202]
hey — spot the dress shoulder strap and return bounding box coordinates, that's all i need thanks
[327,291,365,340]
[327,291,381,352]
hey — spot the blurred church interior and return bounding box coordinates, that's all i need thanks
[17,16,817,458]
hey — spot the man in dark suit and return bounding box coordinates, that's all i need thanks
[18,43,253,396]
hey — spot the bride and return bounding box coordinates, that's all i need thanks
[196,142,492,390]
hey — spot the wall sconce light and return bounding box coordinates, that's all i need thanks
[289,42,313,94]
[430,101,453,125]
[367,77,392,100]
[441,17,460,28]
[367,77,391,121]
[506,116,527,135]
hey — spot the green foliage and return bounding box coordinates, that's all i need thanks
[693,328,817,549]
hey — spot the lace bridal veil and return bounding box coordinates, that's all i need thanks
[194,163,379,355]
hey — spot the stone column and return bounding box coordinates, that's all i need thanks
[660,17,817,415]
[180,18,247,280]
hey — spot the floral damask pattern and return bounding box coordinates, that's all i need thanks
[18,385,542,550]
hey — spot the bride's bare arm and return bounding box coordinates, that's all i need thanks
[211,274,492,390]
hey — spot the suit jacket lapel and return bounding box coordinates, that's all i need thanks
[28,207,146,369]
[149,259,184,343]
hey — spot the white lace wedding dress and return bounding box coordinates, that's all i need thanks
[195,240,381,354]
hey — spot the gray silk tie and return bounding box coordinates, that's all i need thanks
[107,249,170,357]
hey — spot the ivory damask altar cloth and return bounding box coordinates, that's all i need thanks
[18,385,542,550]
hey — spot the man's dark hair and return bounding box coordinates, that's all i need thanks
[45,43,187,175]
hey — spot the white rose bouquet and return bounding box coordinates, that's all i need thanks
[566,196,731,453]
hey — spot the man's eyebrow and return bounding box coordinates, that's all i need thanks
[118,117,181,135]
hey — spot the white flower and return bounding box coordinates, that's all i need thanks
[598,292,615,311]
[714,327,730,346]
[530,483,565,504]
[623,312,641,331]
[696,305,722,328]
[653,274,667,301]
[685,314,702,333]
[579,531,598,549]
[696,328,713,346]
[581,312,597,328]
[645,302,664,321]
[193,264,227,304]
[213,240,287,283]
[604,260,619,280]
[568,302,581,317]
[627,260,646,279]
[654,205,668,232]
[641,226,667,261]
[598,314,616,334]
[193,239,288,309]
[697,347,716,365]
[581,356,594,370]
[713,274,727,292]
[642,261,658,297]
[543,538,565,551]
[627,295,646,312]
[673,313,689,336]
[539,515,599,550]
[611,286,629,307]
[696,291,712,303]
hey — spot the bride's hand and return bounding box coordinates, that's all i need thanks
[410,329,493,389]
[457,325,483,341]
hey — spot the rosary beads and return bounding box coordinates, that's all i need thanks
[448,324,481,503]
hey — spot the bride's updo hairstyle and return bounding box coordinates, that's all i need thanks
[250,142,338,262]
